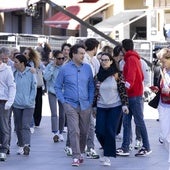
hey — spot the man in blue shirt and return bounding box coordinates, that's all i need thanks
[55,44,95,167]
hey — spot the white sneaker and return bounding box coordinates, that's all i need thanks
[30,127,35,134]
[101,157,111,166]
[134,140,142,150]
[63,127,67,133]
[129,143,133,151]
[0,153,6,161]
[59,134,64,142]
[17,147,24,155]
[86,148,99,159]
[64,146,72,156]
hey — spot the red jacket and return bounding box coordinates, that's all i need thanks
[123,50,144,97]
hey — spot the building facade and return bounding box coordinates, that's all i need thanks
[0,0,169,41]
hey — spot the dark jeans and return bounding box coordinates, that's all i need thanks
[122,96,150,152]
[95,106,122,157]
[33,87,42,126]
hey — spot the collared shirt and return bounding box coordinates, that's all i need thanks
[54,60,95,110]
[83,53,100,77]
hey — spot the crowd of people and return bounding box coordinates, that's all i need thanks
[0,38,170,166]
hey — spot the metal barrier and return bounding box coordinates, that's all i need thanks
[0,33,68,51]
[0,32,170,61]
[1,32,170,86]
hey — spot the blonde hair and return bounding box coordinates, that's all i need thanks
[26,47,41,68]
[157,48,170,59]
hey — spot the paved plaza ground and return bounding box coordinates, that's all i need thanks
[0,95,170,170]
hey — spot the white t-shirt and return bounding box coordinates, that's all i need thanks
[83,53,100,77]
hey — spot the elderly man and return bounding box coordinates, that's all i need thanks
[0,47,16,161]
[1,47,15,72]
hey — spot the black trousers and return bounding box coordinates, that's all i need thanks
[34,87,43,126]
[116,111,123,135]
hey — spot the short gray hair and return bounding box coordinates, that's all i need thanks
[0,46,10,58]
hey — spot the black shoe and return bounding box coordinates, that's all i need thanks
[159,137,164,144]
[135,148,152,157]
[7,149,10,155]
[116,148,130,156]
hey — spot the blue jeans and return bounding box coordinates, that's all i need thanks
[122,96,150,152]
[95,106,122,157]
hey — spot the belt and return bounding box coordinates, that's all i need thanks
[0,100,7,103]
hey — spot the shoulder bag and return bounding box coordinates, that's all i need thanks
[36,69,44,87]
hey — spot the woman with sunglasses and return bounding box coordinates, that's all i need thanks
[44,50,65,142]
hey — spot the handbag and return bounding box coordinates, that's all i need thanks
[148,91,160,109]
[36,69,44,87]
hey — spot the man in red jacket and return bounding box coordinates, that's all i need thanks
[116,39,152,157]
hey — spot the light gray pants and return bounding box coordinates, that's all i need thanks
[86,114,95,151]
[0,101,10,153]
[13,107,34,147]
[48,92,65,133]
[65,113,95,150]
[63,103,91,159]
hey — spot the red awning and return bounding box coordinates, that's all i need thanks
[44,0,112,30]
[44,6,80,29]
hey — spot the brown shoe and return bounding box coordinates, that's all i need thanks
[53,134,59,143]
